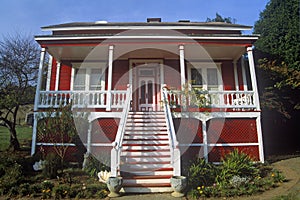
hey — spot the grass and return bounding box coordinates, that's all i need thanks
[0,125,32,151]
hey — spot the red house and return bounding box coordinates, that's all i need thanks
[32,18,264,193]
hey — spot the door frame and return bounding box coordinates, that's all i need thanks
[129,59,164,111]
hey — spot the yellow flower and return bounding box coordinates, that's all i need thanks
[202,185,204,189]
[197,186,201,190]
[199,190,203,194]
[271,173,275,177]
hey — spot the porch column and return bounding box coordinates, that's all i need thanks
[179,45,186,88]
[107,45,114,111]
[233,60,239,91]
[46,55,53,91]
[31,47,46,155]
[247,47,260,110]
[55,61,61,91]
[241,55,248,91]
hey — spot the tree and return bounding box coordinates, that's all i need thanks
[0,33,40,150]
[253,0,300,116]
[206,13,236,24]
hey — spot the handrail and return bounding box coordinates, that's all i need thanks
[110,84,132,177]
[162,86,181,176]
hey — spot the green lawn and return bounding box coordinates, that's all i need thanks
[0,125,32,151]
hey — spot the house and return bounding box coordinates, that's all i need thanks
[32,18,264,193]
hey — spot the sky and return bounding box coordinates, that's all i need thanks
[0,0,270,39]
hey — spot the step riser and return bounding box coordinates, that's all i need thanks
[125,157,171,163]
[121,187,173,193]
[123,140,169,145]
[124,135,169,140]
[121,151,171,156]
[123,179,170,184]
[122,146,170,151]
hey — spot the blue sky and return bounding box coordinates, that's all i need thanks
[0,0,269,38]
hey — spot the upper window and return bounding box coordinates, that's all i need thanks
[72,63,105,91]
[188,63,222,90]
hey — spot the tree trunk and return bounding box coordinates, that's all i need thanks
[9,128,20,151]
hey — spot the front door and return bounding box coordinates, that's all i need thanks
[138,77,155,111]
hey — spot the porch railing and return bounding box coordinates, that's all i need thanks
[110,85,132,177]
[162,86,181,176]
[38,90,127,109]
[167,90,257,110]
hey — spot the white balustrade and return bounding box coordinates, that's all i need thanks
[38,90,127,109]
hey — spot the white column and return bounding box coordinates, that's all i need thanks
[179,45,186,88]
[247,46,260,110]
[55,61,61,91]
[233,60,239,91]
[86,122,92,154]
[107,45,114,111]
[202,120,208,162]
[46,55,53,91]
[31,47,46,155]
[256,115,265,163]
[241,55,248,91]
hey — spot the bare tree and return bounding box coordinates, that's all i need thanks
[0,33,40,151]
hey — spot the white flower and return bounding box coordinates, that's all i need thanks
[33,160,45,171]
[98,170,111,183]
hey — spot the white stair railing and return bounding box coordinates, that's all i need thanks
[162,86,181,176]
[110,85,132,177]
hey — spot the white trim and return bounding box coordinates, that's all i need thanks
[70,67,75,90]
[187,62,223,91]
[202,121,208,162]
[247,47,260,110]
[107,45,114,111]
[256,115,265,163]
[42,25,252,32]
[32,47,46,156]
[35,35,259,41]
[241,55,248,91]
[72,62,106,91]
[46,55,53,91]
[55,62,61,91]
[179,45,186,88]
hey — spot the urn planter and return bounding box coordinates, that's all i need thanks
[170,176,187,197]
[106,176,123,197]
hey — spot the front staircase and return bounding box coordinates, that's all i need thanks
[120,111,174,193]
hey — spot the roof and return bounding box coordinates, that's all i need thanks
[41,21,252,31]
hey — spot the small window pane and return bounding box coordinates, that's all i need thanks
[74,69,86,90]
[191,68,202,85]
[207,68,218,86]
[90,69,102,90]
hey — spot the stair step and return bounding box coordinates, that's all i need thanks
[121,151,170,157]
[122,187,173,193]
[123,178,170,185]
[127,118,166,122]
[125,157,171,163]
[126,122,167,127]
[125,131,168,135]
[123,141,169,145]
[121,163,172,170]
[122,175,172,179]
[125,127,167,131]
[122,146,170,151]
[124,135,169,140]
[121,170,173,176]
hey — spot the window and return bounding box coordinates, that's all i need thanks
[72,63,105,91]
[189,63,222,90]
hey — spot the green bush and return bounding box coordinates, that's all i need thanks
[43,153,60,179]
[83,154,110,178]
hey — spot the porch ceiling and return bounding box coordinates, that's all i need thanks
[46,44,246,62]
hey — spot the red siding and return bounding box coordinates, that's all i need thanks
[221,61,235,90]
[91,118,120,143]
[112,60,129,90]
[174,118,203,143]
[237,59,245,90]
[59,63,72,90]
[207,118,258,144]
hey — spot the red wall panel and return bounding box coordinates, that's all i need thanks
[59,63,72,90]
[221,60,235,90]
[50,58,57,91]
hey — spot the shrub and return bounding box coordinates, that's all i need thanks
[184,157,216,189]
[83,154,110,178]
[216,149,259,187]
[43,152,60,178]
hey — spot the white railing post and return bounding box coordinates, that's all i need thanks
[162,86,181,176]
[110,84,132,177]
[106,45,114,111]
[31,47,46,156]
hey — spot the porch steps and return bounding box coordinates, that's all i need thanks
[120,111,173,193]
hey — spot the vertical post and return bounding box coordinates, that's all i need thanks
[31,47,46,155]
[241,55,248,91]
[86,122,92,154]
[107,45,114,111]
[247,46,260,110]
[233,60,239,91]
[46,55,53,91]
[256,115,265,163]
[179,45,186,88]
[55,61,61,91]
[202,120,208,162]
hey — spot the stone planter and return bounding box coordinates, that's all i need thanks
[106,176,123,197]
[170,176,187,197]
